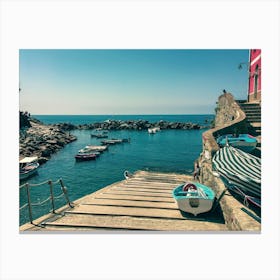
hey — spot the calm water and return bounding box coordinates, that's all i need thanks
[20,115,213,225]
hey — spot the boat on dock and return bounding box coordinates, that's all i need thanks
[212,145,261,207]
[20,156,40,181]
[216,133,257,153]
[172,182,215,216]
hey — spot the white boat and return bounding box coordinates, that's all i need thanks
[20,156,39,181]
[172,182,215,216]
[148,127,160,134]
[79,145,108,153]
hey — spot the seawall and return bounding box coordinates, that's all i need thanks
[197,92,260,231]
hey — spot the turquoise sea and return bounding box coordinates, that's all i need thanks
[19,114,213,225]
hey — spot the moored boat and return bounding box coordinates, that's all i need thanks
[20,156,40,181]
[91,133,108,138]
[172,182,215,216]
[212,145,261,207]
[79,145,108,153]
[101,138,130,145]
[216,133,257,153]
[75,152,97,161]
[148,127,160,134]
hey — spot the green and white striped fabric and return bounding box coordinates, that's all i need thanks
[212,145,261,198]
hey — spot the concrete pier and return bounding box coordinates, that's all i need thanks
[20,171,227,231]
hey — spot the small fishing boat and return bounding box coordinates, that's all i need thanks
[79,145,108,153]
[148,127,160,134]
[216,134,257,153]
[19,156,40,181]
[172,182,215,216]
[75,152,97,161]
[101,138,129,145]
[91,133,108,138]
[212,145,261,207]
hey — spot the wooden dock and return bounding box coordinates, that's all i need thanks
[20,171,227,231]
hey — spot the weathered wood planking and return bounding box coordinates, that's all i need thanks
[20,171,226,231]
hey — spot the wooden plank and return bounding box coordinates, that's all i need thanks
[91,193,174,202]
[110,187,173,194]
[82,198,178,209]
[44,214,227,231]
[65,204,186,220]
[122,182,178,188]
[100,190,173,198]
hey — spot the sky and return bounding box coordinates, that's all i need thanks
[19,49,249,115]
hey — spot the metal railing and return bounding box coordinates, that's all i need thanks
[19,178,74,224]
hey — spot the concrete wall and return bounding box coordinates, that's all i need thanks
[197,92,260,231]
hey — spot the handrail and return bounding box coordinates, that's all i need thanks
[20,178,74,225]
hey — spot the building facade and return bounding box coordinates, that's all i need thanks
[248,49,261,102]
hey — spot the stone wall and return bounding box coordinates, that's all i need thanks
[197,92,260,231]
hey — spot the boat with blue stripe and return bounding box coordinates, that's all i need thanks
[216,133,257,153]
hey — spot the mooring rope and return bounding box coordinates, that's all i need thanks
[19,203,29,210]
[31,196,51,206]
[28,180,51,187]
[53,192,65,200]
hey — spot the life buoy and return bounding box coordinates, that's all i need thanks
[182,183,197,192]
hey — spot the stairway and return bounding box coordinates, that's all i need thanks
[236,100,261,156]
[237,101,261,136]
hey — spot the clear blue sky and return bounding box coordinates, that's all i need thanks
[19,49,249,115]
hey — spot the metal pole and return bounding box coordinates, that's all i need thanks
[59,179,74,208]
[48,180,56,213]
[25,183,34,224]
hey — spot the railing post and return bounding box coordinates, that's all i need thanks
[48,180,56,213]
[59,179,74,208]
[25,183,34,224]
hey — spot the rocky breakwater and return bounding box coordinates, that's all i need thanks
[55,119,204,131]
[19,119,77,165]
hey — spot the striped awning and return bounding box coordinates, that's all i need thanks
[212,145,261,198]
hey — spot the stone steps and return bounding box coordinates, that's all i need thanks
[237,101,261,137]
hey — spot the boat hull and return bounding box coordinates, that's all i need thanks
[216,134,257,153]
[20,163,39,181]
[172,183,215,216]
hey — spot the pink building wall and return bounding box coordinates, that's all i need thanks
[248,49,261,102]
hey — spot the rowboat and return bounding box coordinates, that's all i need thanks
[172,182,215,216]
[79,145,108,153]
[101,139,130,145]
[75,152,97,161]
[212,145,261,207]
[91,133,108,138]
[20,156,39,181]
[148,127,160,134]
[216,134,257,153]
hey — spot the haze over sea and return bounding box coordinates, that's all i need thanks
[20,114,213,225]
